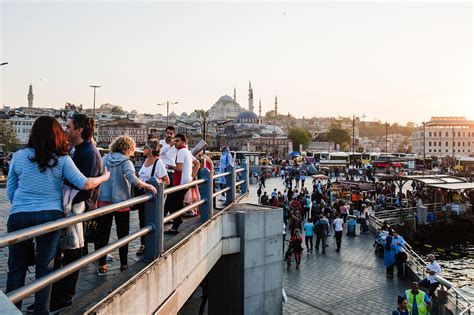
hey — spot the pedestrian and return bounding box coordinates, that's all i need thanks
[290,229,303,269]
[164,134,200,234]
[384,235,396,278]
[159,126,178,184]
[6,116,110,314]
[418,254,442,299]
[95,135,157,275]
[333,214,344,252]
[303,219,314,253]
[135,139,169,255]
[49,113,103,313]
[392,296,409,315]
[403,282,431,315]
[257,186,262,203]
[315,214,329,254]
[393,231,407,279]
[217,146,233,201]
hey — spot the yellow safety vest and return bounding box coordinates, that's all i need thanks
[405,289,428,315]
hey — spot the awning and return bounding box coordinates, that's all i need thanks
[425,182,474,190]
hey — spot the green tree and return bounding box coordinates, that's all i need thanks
[0,120,20,154]
[288,127,311,151]
[326,125,351,150]
[111,106,125,114]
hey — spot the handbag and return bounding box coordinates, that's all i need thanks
[183,186,201,217]
[132,159,158,211]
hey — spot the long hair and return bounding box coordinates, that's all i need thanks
[27,116,69,172]
[385,236,393,251]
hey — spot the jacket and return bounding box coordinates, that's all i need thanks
[99,152,139,204]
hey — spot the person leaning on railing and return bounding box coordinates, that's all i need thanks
[95,135,157,275]
[5,116,110,315]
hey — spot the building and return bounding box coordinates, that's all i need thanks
[27,84,34,108]
[98,118,148,146]
[412,117,474,158]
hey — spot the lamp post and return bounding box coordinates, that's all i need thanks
[89,85,101,120]
[385,122,389,153]
[422,122,426,172]
[157,101,178,127]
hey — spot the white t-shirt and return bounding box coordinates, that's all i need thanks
[176,147,193,185]
[138,159,167,182]
[426,261,442,283]
[333,218,344,232]
[159,139,177,168]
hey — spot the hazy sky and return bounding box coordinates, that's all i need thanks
[1,1,472,124]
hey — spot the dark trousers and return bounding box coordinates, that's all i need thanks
[316,234,327,253]
[386,264,394,276]
[165,188,188,230]
[396,252,407,279]
[419,278,439,297]
[335,231,343,250]
[305,235,313,250]
[95,211,130,266]
[50,247,82,307]
[6,210,63,314]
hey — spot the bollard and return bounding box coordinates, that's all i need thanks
[225,164,236,205]
[240,161,249,194]
[144,178,165,261]
[198,168,213,222]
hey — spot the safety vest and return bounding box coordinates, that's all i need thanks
[405,289,428,315]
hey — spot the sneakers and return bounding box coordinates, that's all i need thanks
[97,265,107,276]
[120,265,129,272]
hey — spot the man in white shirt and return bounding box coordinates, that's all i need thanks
[165,134,199,234]
[419,254,442,298]
[159,126,178,184]
[333,215,344,252]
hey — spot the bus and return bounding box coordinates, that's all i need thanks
[319,152,349,167]
[313,151,329,162]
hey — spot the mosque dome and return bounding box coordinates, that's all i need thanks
[236,111,259,124]
[217,95,234,103]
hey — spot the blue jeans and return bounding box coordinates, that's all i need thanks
[6,210,63,314]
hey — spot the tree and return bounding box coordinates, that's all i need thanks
[326,125,351,150]
[288,127,311,151]
[111,106,125,114]
[0,120,20,154]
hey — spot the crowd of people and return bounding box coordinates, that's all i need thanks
[257,161,444,315]
[4,114,216,314]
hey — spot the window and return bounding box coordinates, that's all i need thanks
[433,142,436,146]
[428,149,432,152]
[439,141,441,146]
[458,132,461,137]
[428,141,432,146]
[446,132,449,137]
[446,141,449,146]
[458,142,461,146]
[429,132,432,137]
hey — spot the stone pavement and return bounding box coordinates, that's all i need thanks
[247,177,412,315]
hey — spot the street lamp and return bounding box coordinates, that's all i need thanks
[422,122,426,172]
[385,122,389,153]
[157,101,178,127]
[89,85,101,120]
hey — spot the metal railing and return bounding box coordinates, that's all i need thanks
[0,162,249,307]
[373,202,444,225]
[368,214,473,314]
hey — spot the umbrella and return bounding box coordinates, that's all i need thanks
[312,174,329,180]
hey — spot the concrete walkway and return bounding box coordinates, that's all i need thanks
[248,177,412,315]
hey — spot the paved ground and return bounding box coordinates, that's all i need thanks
[247,177,412,315]
[1,177,411,314]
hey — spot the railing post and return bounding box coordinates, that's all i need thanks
[198,168,213,222]
[144,178,164,261]
[225,164,236,205]
[240,161,249,194]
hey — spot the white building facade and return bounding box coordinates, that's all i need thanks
[411,117,474,157]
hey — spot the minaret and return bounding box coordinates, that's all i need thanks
[28,84,34,108]
[258,99,262,122]
[248,81,254,112]
[233,87,237,102]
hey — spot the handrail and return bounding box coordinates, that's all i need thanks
[7,225,153,304]
[0,194,153,248]
[368,214,473,314]
[0,161,250,310]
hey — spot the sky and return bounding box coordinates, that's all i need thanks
[0,1,472,124]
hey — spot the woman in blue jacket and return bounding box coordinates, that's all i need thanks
[384,235,396,278]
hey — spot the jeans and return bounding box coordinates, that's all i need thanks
[316,234,327,253]
[95,211,130,266]
[305,235,313,251]
[7,210,63,314]
[165,188,188,230]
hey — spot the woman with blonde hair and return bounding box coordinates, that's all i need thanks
[95,135,156,275]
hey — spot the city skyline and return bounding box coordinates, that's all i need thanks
[1,1,472,124]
